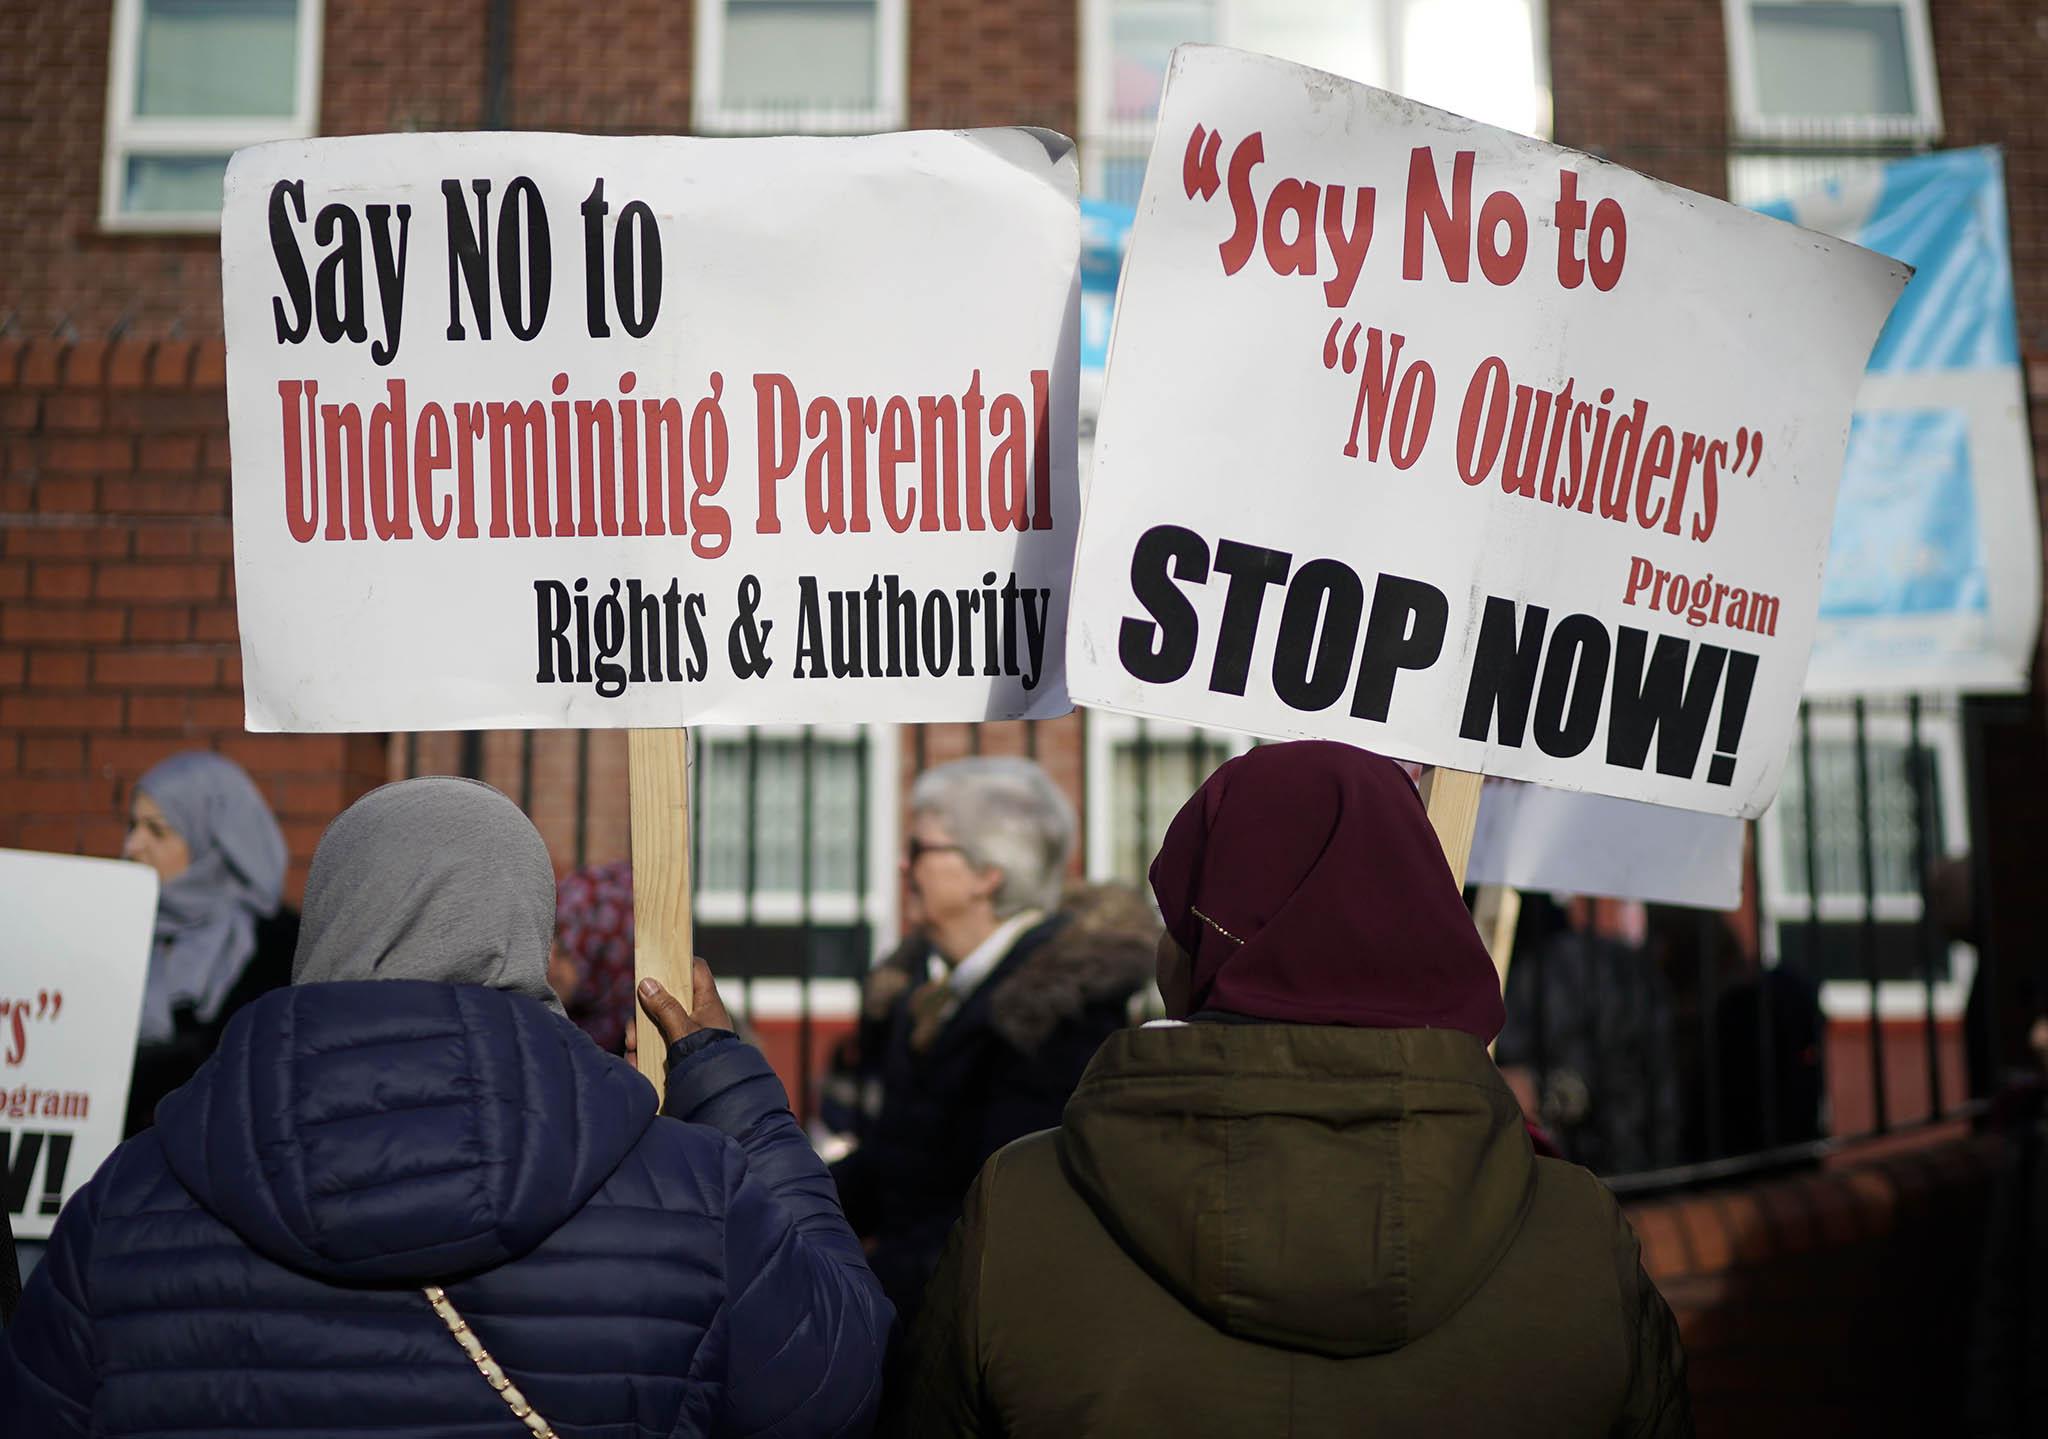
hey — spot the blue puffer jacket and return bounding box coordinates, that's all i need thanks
[0,981,892,1437]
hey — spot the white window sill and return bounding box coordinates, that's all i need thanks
[98,209,224,235]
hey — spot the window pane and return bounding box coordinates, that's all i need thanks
[1750,2,1915,119]
[722,0,877,113]
[124,152,231,214]
[1098,152,1151,208]
[1107,730,1235,883]
[1774,733,1939,900]
[135,0,300,119]
[698,735,862,896]
[1110,0,1217,122]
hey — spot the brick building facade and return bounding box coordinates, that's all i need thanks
[0,0,1088,904]
[3,5,2044,1427]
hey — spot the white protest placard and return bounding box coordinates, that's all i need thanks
[0,850,157,1240]
[1466,781,1745,910]
[1068,48,1909,818]
[223,130,1080,731]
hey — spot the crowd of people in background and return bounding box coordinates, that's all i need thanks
[8,739,2048,1433]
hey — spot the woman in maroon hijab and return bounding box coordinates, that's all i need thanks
[893,740,1691,1439]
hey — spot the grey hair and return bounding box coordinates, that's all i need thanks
[910,757,1076,917]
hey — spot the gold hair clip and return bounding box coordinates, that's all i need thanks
[1189,906,1245,945]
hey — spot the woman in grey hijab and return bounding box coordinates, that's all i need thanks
[4,774,893,1438]
[291,774,567,1010]
[121,751,292,1136]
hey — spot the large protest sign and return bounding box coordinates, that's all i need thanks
[1,850,157,1240]
[222,130,1081,732]
[1754,148,2041,697]
[1068,47,1909,819]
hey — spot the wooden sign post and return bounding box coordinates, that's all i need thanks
[1473,884,1523,993]
[1421,766,1516,1049]
[1418,766,1483,890]
[629,729,695,1093]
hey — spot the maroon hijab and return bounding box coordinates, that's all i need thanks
[1148,740,1505,1042]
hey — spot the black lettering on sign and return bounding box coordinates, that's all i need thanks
[2,1128,72,1217]
[1116,528,1449,724]
[1209,539,1292,695]
[1348,573,1448,722]
[1533,613,1608,758]
[1273,557,1362,711]
[1458,596,1548,745]
[1606,627,1726,778]
[1456,593,1765,784]
[1119,524,1210,683]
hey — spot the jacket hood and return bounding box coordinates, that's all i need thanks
[1058,1022,1534,1358]
[154,980,658,1285]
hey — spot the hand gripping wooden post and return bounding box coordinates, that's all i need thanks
[629,729,694,1094]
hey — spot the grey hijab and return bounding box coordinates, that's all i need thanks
[136,752,288,1044]
[292,777,566,1016]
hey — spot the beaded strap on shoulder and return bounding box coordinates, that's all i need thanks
[423,1284,559,1438]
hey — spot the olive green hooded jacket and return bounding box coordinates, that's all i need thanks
[894,1022,1691,1438]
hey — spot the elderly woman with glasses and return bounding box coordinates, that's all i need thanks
[829,757,1158,1328]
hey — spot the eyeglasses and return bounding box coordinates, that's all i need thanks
[905,837,966,865]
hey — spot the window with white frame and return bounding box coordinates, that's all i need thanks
[1754,698,1974,1019]
[693,0,906,135]
[688,725,900,996]
[1724,0,1942,204]
[102,0,323,230]
[1083,712,1252,884]
[1080,0,1220,206]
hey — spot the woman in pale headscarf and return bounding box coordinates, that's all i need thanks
[120,751,292,1136]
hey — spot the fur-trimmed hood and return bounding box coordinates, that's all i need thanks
[987,883,1160,1054]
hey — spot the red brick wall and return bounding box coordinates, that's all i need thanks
[0,1,217,339]
[1627,1127,2003,1437]
[0,337,383,900]
[321,0,488,136]
[497,0,691,133]
[0,0,491,343]
[1,0,1078,342]
[1548,0,1731,200]
[910,0,1077,132]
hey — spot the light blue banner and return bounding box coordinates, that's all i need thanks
[1754,148,2038,694]
[1080,198,1134,378]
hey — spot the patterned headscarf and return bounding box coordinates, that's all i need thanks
[135,752,288,1044]
[554,861,637,1053]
